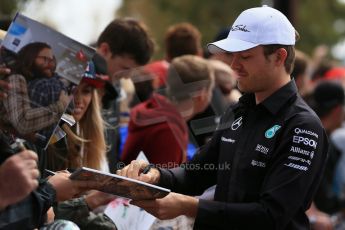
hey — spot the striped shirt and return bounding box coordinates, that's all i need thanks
[0,74,65,135]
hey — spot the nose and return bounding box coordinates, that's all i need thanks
[230,54,241,70]
[47,61,55,68]
[73,98,82,110]
[73,90,81,102]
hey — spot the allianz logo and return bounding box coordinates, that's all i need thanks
[221,136,236,143]
[290,146,314,159]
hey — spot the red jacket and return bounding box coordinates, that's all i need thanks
[121,94,188,167]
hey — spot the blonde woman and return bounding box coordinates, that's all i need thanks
[46,61,108,172]
[50,62,116,229]
[65,76,108,171]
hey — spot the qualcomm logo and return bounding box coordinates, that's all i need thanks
[265,125,281,139]
[231,116,243,130]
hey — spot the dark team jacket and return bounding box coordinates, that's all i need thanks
[159,80,329,230]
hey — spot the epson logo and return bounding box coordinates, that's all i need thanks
[292,136,317,149]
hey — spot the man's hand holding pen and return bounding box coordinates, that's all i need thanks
[116,160,161,185]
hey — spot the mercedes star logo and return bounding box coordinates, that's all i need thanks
[231,116,243,130]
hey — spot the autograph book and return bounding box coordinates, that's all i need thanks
[69,167,170,200]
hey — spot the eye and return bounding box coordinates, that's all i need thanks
[82,86,93,94]
[240,55,250,60]
[83,89,92,94]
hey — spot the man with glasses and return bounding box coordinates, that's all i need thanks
[0,42,69,146]
[26,43,66,108]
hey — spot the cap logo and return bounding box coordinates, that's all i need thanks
[231,25,250,32]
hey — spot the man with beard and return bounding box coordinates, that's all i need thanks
[0,42,69,144]
[25,42,67,109]
[20,42,69,147]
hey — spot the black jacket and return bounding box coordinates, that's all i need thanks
[0,131,56,230]
[159,80,328,230]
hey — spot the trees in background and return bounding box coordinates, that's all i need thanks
[2,0,345,60]
[0,0,25,30]
[117,0,345,60]
[117,0,260,59]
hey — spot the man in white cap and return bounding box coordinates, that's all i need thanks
[118,6,328,229]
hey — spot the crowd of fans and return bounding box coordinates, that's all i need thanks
[1,5,345,230]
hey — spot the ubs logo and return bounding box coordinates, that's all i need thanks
[231,116,243,130]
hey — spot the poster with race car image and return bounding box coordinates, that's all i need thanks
[0,13,95,149]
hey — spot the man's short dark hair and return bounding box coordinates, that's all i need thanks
[262,44,295,74]
[307,81,345,118]
[164,23,201,60]
[97,18,154,65]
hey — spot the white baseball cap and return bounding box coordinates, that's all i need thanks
[207,5,296,53]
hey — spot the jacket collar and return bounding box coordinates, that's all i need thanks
[239,80,298,115]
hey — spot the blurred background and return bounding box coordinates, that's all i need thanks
[1,0,345,61]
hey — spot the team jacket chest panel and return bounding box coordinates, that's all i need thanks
[217,106,283,201]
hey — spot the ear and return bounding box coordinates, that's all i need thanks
[275,48,288,66]
[97,42,112,58]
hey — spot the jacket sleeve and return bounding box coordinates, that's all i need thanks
[158,127,222,196]
[0,180,56,230]
[160,115,329,229]
[54,197,117,230]
[158,106,234,194]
